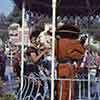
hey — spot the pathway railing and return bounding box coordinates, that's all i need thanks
[17,73,51,100]
[56,77,100,100]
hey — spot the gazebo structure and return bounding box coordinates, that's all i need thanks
[13,0,100,100]
[13,0,100,33]
[13,0,100,16]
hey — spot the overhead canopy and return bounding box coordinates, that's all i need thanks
[13,0,100,16]
[13,0,52,15]
[57,0,100,16]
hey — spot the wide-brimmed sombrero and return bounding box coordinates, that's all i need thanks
[56,23,80,39]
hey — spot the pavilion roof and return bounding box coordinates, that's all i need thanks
[13,0,100,16]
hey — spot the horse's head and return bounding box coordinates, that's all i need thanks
[56,23,80,39]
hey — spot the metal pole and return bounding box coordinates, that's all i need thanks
[51,0,56,100]
[88,69,91,100]
[75,16,78,25]
[87,33,91,100]
[79,81,81,99]
[20,0,25,100]
[10,47,13,67]
[69,80,72,100]
[83,80,86,97]
[59,80,62,100]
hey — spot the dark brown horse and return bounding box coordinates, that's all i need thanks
[55,24,85,100]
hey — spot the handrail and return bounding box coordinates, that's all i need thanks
[17,74,51,100]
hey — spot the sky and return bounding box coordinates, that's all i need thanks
[0,0,14,16]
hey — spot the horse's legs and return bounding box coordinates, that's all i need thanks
[57,80,68,100]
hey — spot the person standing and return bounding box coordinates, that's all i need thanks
[0,49,6,81]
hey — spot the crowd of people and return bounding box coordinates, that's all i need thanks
[0,25,52,99]
[0,23,100,100]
